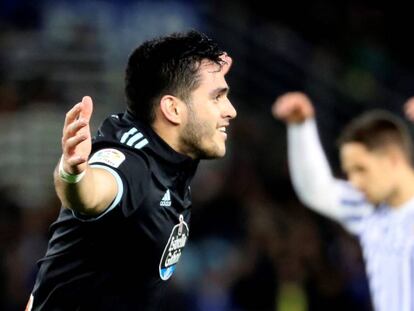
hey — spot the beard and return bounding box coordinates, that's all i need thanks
[179,104,223,159]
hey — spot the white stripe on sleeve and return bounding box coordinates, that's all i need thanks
[71,164,124,222]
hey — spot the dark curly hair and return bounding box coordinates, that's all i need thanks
[125,30,226,124]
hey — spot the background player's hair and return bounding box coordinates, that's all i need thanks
[337,110,413,162]
[125,30,225,124]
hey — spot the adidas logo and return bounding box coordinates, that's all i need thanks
[160,189,171,207]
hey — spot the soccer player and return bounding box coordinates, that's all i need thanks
[273,92,414,311]
[26,31,237,311]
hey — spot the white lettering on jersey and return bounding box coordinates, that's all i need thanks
[159,214,189,281]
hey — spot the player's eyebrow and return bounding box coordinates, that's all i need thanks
[210,87,230,97]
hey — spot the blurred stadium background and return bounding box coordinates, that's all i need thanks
[1,1,414,310]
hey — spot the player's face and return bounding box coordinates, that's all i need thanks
[179,60,237,159]
[340,142,397,205]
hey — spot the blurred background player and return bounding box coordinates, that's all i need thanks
[273,91,414,311]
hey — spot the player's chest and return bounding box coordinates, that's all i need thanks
[361,216,414,256]
[133,180,192,280]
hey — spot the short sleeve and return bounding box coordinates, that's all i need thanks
[88,147,150,218]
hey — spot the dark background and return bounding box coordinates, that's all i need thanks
[1,1,413,310]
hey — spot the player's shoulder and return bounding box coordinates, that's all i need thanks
[89,145,150,177]
[90,113,151,175]
[94,113,152,151]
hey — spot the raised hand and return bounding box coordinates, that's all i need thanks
[272,91,315,124]
[61,96,93,174]
[404,97,414,123]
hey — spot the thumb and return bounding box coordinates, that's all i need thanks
[80,96,93,122]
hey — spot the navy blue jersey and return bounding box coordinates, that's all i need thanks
[30,111,199,310]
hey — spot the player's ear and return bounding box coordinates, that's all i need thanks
[159,95,184,125]
[387,145,406,166]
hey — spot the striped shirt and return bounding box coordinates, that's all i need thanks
[288,119,414,311]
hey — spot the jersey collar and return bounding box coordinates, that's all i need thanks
[123,111,199,168]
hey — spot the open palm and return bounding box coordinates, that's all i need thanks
[61,96,94,174]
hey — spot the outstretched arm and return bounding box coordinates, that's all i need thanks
[54,96,118,215]
[272,92,343,220]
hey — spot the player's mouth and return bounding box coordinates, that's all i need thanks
[217,126,227,139]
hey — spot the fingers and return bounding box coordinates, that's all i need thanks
[62,111,89,148]
[272,91,314,123]
[271,92,300,119]
[63,96,93,138]
[64,134,88,154]
[63,102,82,131]
[404,97,414,122]
[60,133,88,174]
[66,118,88,137]
[61,130,89,167]
[272,95,291,119]
[80,96,93,122]
[65,154,88,167]
[63,96,93,133]
[60,97,93,173]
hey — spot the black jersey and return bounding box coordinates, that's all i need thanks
[30,111,199,311]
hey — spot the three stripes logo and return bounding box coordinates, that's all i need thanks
[160,189,171,207]
[120,127,149,149]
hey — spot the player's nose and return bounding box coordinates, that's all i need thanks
[224,99,237,120]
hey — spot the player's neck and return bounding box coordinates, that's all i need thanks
[152,120,193,158]
[388,166,414,208]
[152,122,175,148]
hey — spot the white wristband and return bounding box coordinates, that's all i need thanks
[59,157,86,184]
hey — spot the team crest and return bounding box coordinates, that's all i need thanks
[159,215,189,280]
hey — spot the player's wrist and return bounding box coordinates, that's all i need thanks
[59,156,86,184]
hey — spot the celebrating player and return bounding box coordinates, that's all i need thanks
[27,30,236,311]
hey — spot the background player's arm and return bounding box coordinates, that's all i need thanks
[54,96,118,216]
[272,92,343,220]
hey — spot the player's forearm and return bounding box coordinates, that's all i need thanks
[287,118,342,219]
[54,164,102,215]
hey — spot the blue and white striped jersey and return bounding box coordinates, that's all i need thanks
[288,119,414,311]
[337,180,414,311]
